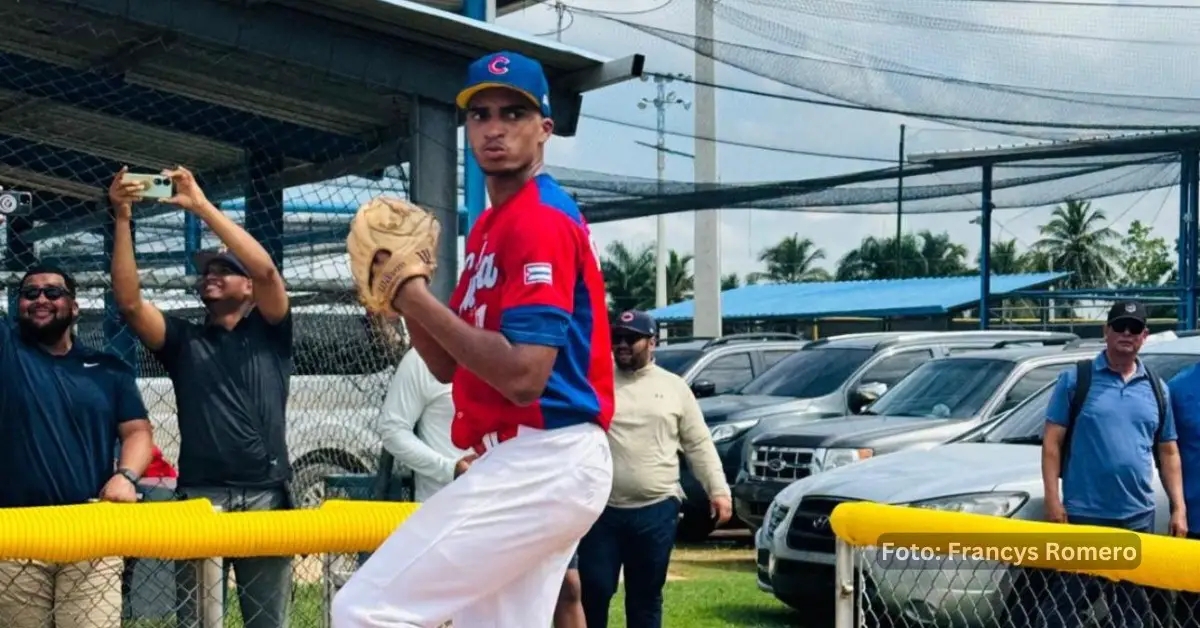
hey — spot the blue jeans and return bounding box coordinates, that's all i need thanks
[1037,512,1153,628]
[577,498,680,628]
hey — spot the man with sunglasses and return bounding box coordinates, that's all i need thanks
[577,310,730,628]
[1039,301,1185,628]
[0,264,154,628]
[108,166,294,628]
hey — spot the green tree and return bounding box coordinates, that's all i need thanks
[665,250,694,303]
[977,239,1030,275]
[836,230,968,280]
[748,234,831,284]
[600,241,653,313]
[721,273,740,290]
[1032,199,1120,289]
[1117,220,1174,287]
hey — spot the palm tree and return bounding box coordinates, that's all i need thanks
[600,241,653,313]
[917,230,970,277]
[748,234,832,284]
[666,250,694,303]
[978,239,1029,275]
[721,273,740,290]
[1032,199,1120,289]
[836,233,923,280]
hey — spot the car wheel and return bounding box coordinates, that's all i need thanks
[676,511,717,544]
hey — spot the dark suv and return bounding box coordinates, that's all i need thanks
[678,330,1078,541]
[733,343,1091,530]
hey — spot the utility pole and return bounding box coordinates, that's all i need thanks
[554,1,565,41]
[895,124,905,279]
[638,74,691,309]
[693,0,721,338]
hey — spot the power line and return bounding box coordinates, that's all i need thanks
[647,72,1200,131]
[581,112,895,162]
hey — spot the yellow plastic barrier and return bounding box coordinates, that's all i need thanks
[0,499,418,562]
[830,501,1200,593]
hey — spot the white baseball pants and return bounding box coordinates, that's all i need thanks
[331,422,613,628]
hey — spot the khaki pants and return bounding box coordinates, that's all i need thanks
[0,558,123,628]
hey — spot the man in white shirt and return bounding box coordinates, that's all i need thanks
[377,347,471,502]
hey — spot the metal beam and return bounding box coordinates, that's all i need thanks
[909,130,1200,168]
[557,54,645,93]
[59,0,467,105]
[0,50,366,162]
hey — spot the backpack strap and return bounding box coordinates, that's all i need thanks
[1144,365,1168,468]
[1060,360,1092,477]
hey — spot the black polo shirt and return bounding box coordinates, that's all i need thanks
[0,325,147,508]
[153,308,293,488]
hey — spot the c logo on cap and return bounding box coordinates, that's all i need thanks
[487,56,510,75]
[1126,304,1137,313]
[620,312,634,322]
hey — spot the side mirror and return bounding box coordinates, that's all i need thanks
[849,381,888,414]
[691,379,717,399]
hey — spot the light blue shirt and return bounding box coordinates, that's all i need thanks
[1046,351,1176,520]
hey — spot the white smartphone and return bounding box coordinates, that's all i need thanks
[124,173,174,200]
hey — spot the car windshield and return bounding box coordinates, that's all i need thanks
[979,352,1200,444]
[739,347,874,398]
[654,349,702,376]
[866,358,1016,419]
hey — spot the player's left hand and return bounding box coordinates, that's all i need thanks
[99,474,139,503]
[710,495,733,525]
[161,166,210,213]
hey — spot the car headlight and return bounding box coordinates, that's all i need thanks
[816,447,873,471]
[711,419,760,443]
[906,492,1028,518]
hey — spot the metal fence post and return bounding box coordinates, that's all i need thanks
[192,503,225,628]
[834,538,856,628]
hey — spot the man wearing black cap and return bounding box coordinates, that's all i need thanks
[0,264,153,628]
[108,166,293,628]
[1039,301,1185,628]
[577,310,730,628]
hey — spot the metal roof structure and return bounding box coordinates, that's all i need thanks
[907,130,1200,167]
[1,0,642,240]
[647,272,1071,322]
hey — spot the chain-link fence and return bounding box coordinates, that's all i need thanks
[0,546,372,627]
[829,503,1199,628]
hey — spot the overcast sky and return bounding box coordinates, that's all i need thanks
[486,0,1191,279]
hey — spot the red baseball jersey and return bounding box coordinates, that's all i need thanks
[447,173,614,450]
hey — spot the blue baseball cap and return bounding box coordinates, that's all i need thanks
[194,248,248,277]
[456,51,552,117]
[613,310,657,337]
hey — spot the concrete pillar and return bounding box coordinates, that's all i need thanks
[409,96,460,303]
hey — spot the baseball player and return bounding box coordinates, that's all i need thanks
[333,51,615,628]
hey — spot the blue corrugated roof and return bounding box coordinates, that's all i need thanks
[647,272,1071,321]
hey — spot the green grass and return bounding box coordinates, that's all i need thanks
[603,544,800,628]
[124,542,799,627]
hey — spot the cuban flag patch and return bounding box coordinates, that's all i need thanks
[523,262,553,286]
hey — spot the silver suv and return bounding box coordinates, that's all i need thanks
[654,333,810,396]
[756,334,1200,624]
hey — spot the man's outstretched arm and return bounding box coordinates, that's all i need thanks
[108,168,168,351]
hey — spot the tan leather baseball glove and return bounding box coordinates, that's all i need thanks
[346,197,441,315]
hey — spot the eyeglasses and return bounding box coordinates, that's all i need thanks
[612,333,645,346]
[1109,319,1146,335]
[19,285,71,301]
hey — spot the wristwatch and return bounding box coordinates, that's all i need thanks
[116,467,140,486]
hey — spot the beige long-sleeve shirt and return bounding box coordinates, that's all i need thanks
[607,362,731,509]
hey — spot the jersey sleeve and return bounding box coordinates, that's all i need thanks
[497,211,577,348]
